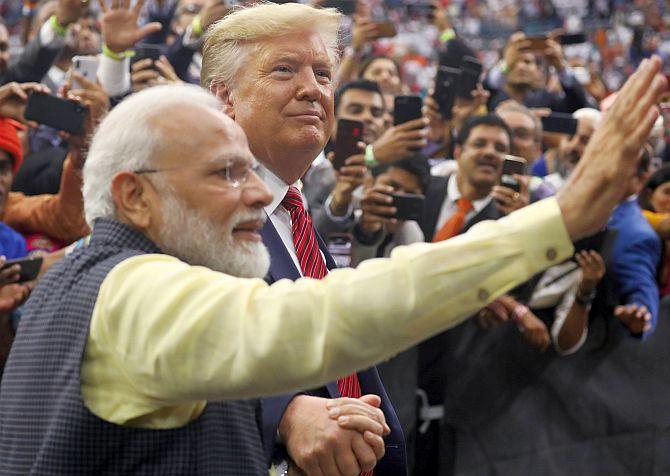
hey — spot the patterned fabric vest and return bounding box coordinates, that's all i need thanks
[0,219,266,475]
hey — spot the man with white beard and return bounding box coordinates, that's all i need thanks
[0,47,666,474]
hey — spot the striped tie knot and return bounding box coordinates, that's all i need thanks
[281,186,305,212]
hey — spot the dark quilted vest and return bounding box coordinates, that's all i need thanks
[0,219,266,475]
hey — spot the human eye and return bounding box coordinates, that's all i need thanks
[272,64,293,75]
[315,69,332,83]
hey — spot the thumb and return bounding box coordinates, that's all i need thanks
[359,394,382,408]
[133,22,163,44]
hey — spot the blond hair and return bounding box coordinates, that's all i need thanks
[201,2,342,89]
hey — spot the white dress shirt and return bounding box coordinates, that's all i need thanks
[434,174,494,232]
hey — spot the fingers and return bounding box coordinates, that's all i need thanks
[343,154,365,167]
[351,434,379,471]
[132,0,146,15]
[396,117,429,131]
[135,22,163,44]
[336,415,384,437]
[358,394,382,408]
[133,69,161,84]
[327,399,386,426]
[131,58,154,73]
[98,0,108,13]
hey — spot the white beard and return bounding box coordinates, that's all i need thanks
[155,189,270,279]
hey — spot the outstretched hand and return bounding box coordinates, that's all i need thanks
[557,56,667,241]
[100,0,162,53]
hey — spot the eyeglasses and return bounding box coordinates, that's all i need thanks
[134,158,259,188]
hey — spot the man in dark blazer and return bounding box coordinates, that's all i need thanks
[203,6,407,475]
[416,114,513,474]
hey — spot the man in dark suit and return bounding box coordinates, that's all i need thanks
[202,5,406,475]
[416,114,514,474]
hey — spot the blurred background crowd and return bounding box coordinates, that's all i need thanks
[0,0,669,474]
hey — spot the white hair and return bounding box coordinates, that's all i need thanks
[83,84,221,227]
[572,107,602,127]
[201,2,342,89]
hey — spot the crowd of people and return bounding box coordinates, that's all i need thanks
[0,0,666,474]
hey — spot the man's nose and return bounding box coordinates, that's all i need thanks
[242,169,273,209]
[295,69,322,103]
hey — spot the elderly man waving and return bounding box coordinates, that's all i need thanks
[0,3,666,476]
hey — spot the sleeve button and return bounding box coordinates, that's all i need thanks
[546,248,557,261]
[477,288,489,302]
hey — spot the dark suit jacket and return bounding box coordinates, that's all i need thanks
[1,34,61,85]
[259,219,407,475]
[420,175,503,242]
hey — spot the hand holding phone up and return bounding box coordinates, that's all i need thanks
[372,117,429,164]
[359,184,398,234]
[0,82,50,123]
[327,149,367,217]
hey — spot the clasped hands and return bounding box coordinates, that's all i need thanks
[279,393,390,476]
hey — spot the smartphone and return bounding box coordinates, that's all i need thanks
[323,0,356,15]
[500,155,527,192]
[392,193,425,221]
[433,66,460,119]
[394,95,423,126]
[24,93,89,135]
[559,32,587,45]
[326,233,352,268]
[1,256,43,283]
[456,56,482,99]
[70,55,99,89]
[370,21,397,39]
[541,113,578,135]
[333,119,364,170]
[526,35,548,52]
[131,44,163,66]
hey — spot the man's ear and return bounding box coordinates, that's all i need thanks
[454,144,462,161]
[110,172,154,231]
[210,82,235,119]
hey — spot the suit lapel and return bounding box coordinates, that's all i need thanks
[315,229,337,271]
[422,175,450,241]
[260,219,301,283]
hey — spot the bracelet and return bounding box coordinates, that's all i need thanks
[49,14,68,37]
[192,15,203,37]
[439,28,456,43]
[102,43,134,61]
[575,288,596,306]
[364,144,377,168]
[499,59,510,75]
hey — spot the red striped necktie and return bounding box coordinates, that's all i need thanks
[281,186,372,475]
[281,187,363,398]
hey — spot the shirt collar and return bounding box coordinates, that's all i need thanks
[447,173,492,213]
[257,163,301,216]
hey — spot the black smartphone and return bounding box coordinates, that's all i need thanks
[500,155,527,192]
[392,193,425,221]
[131,44,163,66]
[394,95,423,126]
[433,66,460,119]
[333,119,364,170]
[24,93,89,134]
[456,56,482,99]
[323,0,356,15]
[559,32,587,45]
[541,113,578,135]
[1,256,43,283]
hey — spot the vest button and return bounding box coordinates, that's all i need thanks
[546,248,558,262]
